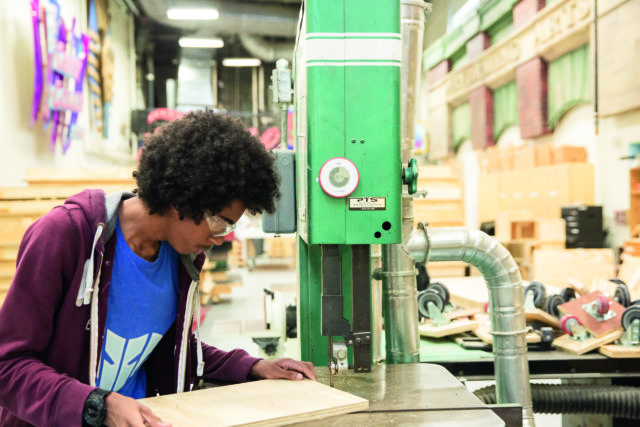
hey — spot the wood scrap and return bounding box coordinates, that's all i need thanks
[553,329,623,355]
[599,344,640,358]
[525,308,561,329]
[419,318,478,338]
[472,314,541,344]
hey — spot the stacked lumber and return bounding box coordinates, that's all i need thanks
[198,267,242,305]
[413,164,465,228]
[415,165,466,278]
[0,168,136,307]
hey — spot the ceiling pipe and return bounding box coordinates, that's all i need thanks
[239,34,293,62]
[137,0,299,37]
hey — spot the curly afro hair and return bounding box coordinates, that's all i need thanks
[134,110,280,223]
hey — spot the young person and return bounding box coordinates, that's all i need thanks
[0,111,315,427]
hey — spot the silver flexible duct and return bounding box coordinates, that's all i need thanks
[239,34,294,63]
[380,0,428,365]
[407,225,535,427]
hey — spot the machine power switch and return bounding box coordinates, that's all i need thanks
[319,157,359,197]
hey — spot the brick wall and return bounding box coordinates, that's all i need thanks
[427,60,450,85]
[466,32,491,62]
[513,0,546,29]
[516,56,550,139]
[470,85,494,149]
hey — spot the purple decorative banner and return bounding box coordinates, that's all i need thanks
[30,0,88,154]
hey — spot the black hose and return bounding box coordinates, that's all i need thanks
[474,384,640,419]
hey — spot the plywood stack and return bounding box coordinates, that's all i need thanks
[414,165,466,278]
[413,164,464,228]
[0,168,136,307]
[228,240,246,268]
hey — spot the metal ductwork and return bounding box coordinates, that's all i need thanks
[137,0,299,37]
[239,34,294,62]
[406,225,535,427]
[380,0,428,365]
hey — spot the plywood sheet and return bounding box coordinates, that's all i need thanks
[139,379,368,427]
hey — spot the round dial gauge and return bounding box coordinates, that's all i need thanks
[319,157,359,197]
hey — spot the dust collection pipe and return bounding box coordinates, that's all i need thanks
[380,0,429,365]
[406,225,535,427]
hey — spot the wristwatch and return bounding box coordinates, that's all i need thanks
[82,388,111,427]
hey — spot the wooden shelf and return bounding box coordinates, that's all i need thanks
[631,168,640,231]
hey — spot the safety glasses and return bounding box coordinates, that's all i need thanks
[204,213,236,237]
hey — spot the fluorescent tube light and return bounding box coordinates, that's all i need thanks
[167,8,219,20]
[179,37,224,49]
[222,58,262,67]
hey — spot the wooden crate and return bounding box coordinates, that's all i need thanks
[513,146,535,170]
[534,143,553,167]
[265,237,296,258]
[552,145,587,164]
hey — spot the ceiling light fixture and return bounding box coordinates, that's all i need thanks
[222,58,262,67]
[179,37,224,49]
[167,8,219,20]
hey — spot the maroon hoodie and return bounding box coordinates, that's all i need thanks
[0,190,260,426]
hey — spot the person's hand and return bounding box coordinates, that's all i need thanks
[249,358,316,381]
[103,392,172,427]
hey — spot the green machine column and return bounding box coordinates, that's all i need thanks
[295,0,402,367]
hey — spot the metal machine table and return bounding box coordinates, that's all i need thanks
[430,349,640,380]
[290,363,505,426]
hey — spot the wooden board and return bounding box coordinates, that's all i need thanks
[599,344,640,358]
[140,379,368,427]
[558,291,625,337]
[472,314,541,344]
[525,308,561,329]
[553,329,623,355]
[25,167,136,186]
[532,248,616,288]
[419,318,478,338]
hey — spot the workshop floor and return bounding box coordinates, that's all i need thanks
[201,266,563,427]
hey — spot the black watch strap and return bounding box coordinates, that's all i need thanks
[82,388,111,427]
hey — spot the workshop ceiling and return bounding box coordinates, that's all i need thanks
[131,0,302,66]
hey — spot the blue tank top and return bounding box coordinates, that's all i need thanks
[96,217,179,398]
